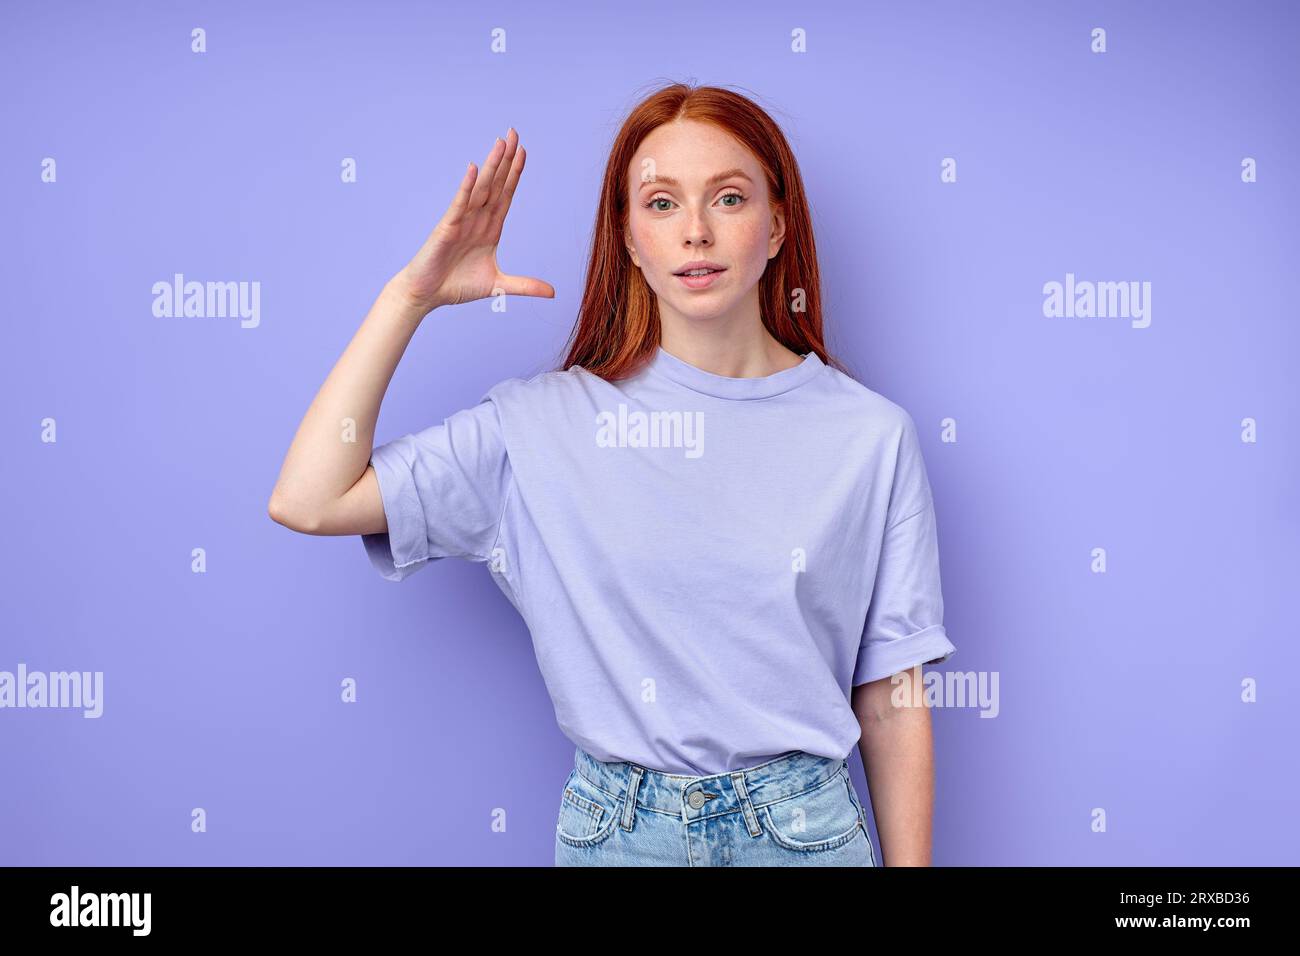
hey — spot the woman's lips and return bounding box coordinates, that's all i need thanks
[675,268,726,289]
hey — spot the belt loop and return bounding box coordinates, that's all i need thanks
[620,766,644,831]
[730,771,764,837]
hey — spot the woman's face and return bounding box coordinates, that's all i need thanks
[625,118,785,330]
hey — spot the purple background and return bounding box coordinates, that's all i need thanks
[3,0,1297,866]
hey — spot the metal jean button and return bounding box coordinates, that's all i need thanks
[687,791,706,809]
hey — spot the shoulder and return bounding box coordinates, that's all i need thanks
[816,363,919,444]
[476,364,606,438]
[815,366,936,517]
[483,364,595,407]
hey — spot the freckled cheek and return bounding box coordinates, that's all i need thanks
[728,218,772,276]
[629,222,670,272]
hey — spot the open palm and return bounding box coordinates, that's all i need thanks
[397,127,554,312]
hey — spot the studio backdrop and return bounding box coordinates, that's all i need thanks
[2,0,1296,865]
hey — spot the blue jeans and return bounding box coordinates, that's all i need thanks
[554,746,877,866]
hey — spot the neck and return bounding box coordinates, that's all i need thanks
[658,309,803,378]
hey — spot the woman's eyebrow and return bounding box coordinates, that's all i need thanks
[639,168,754,190]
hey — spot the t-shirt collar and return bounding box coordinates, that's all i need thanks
[646,345,824,400]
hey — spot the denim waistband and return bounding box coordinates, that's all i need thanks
[572,746,849,824]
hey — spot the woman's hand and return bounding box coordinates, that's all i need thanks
[392,127,554,314]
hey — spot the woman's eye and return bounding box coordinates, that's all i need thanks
[643,192,747,212]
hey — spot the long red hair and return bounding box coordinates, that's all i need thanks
[557,81,851,381]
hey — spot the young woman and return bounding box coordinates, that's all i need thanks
[269,83,956,867]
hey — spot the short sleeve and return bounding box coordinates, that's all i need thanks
[852,414,956,685]
[360,397,513,582]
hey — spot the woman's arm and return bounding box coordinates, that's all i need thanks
[266,278,429,536]
[267,127,551,536]
[852,666,937,866]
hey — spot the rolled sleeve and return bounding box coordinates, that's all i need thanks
[854,622,955,686]
[359,397,512,582]
[361,438,439,582]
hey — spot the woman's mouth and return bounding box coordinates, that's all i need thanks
[674,268,726,290]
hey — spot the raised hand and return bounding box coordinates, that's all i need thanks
[392,128,554,314]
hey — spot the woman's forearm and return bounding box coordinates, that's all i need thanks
[267,276,431,532]
[853,669,937,866]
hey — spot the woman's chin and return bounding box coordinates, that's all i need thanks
[663,295,739,322]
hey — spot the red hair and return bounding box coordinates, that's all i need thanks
[557,81,851,381]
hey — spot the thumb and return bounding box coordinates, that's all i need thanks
[495,274,556,299]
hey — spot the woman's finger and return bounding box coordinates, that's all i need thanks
[486,128,520,207]
[487,144,527,236]
[496,273,555,299]
[441,160,479,225]
[467,136,507,209]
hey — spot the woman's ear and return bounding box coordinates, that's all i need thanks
[768,205,787,259]
[625,230,641,269]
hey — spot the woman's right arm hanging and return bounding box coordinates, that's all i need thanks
[266,127,552,537]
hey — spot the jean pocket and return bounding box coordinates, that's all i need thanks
[760,768,865,853]
[555,768,622,848]
[841,771,877,866]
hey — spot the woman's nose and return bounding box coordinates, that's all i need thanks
[682,214,713,246]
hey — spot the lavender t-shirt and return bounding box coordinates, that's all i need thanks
[361,345,956,775]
